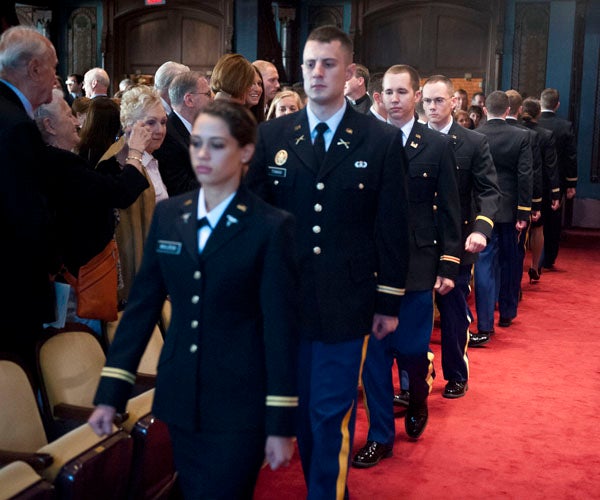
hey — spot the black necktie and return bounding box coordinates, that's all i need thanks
[197,216,211,230]
[314,122,329,166]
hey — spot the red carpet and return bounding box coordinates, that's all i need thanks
[254,228,600,499]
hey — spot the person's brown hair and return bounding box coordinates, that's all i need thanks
[210,54,255,101]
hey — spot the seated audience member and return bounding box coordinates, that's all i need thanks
[210,53,256,104]
[72,96,91,129]
[34,89,150,332]
[455,109,473,129]
[154,71,212,195]
[96,85,168,307]
[77,96,122,167]
[468,104,483,128]
[266,89,304,120]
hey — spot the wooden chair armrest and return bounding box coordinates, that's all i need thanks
[53,403,128,426]
[0,449,53,472]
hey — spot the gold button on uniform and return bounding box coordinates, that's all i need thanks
[314,203,322,212]
[191,295,199,304]
[312,225,321,233]
[190,344,198,353]
[194,271,201,279]
[423,172,428,178]
[191,320,199,328]
[274,180,280,185]
[316,182,325,190]
[313,247,321,255]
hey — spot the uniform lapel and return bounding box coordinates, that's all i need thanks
[403,121,427,162]
[201,188,250,259]
[448,122,464,152]
[174,192,200,261]
[285,110,317,173]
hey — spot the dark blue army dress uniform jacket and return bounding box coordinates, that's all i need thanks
[403,121,462,291]
[94,185,300,436]
[246,105,410,343]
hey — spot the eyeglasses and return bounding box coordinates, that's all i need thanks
[422,97,452,105]
[190,91,212,98]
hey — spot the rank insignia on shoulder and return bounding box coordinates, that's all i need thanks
[275,149,288,165]
[184,198,193,206]
[236,204,247,212]
[410,141,418,148]
[415,134,422,139]
[294,124,301,131]
[345,128,353,134]
[354,160,367,168]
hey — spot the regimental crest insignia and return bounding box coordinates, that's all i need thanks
[275,150,288,166]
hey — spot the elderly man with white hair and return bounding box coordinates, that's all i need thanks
[83,67,110,98]
[0,26,60,367]
[154,60,190,114]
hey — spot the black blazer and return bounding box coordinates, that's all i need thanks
[154,112,199,196]
[476,119,533,223]
[0,81,57,327]
[506,118,543,212]
[94,185,299,436]
[44,146,149,273]
[403,121,462,290]
[246,105,410,343]
[523,121,561,201]
[538,111,578,189]
[446,122,499,265]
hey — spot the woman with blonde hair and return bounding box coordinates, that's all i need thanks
[266,89,304,120]
[210,53,256,103]
[96,85,168,306]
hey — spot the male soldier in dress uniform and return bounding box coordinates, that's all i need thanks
[352,64,461,468]
[246,25,410,500]
[421,75,499,386]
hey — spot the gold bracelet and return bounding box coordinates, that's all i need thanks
[126,156,142,163]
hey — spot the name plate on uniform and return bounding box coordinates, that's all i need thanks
[157,240,182,255]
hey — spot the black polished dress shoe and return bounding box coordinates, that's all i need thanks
[468,330,491,347]
[498,317,513,327]
[393,390,410,407]
[405,405,428,439]
[443,380,468,399]
[351,441,393,468]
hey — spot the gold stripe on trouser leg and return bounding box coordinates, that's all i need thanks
[336,335,368,500]
[426,351,435,394]
[358,334,370,424]
[336,400,354,500]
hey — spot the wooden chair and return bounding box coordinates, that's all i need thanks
[0,461,54,500]
[122,390,177,499]
[104,311,163,390]
[0,356,133,499]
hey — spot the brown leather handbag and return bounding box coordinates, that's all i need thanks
[63,239,119,322]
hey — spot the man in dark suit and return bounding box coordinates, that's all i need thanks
[474,91,532,337]
[246,26,410,499]
[83,67,110,98]
[421,75,499,391]
[366,71,387,122]
[352,65,461,468]
[0,26,59,369]
[538,87,578,270]
[154,71,211,195]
